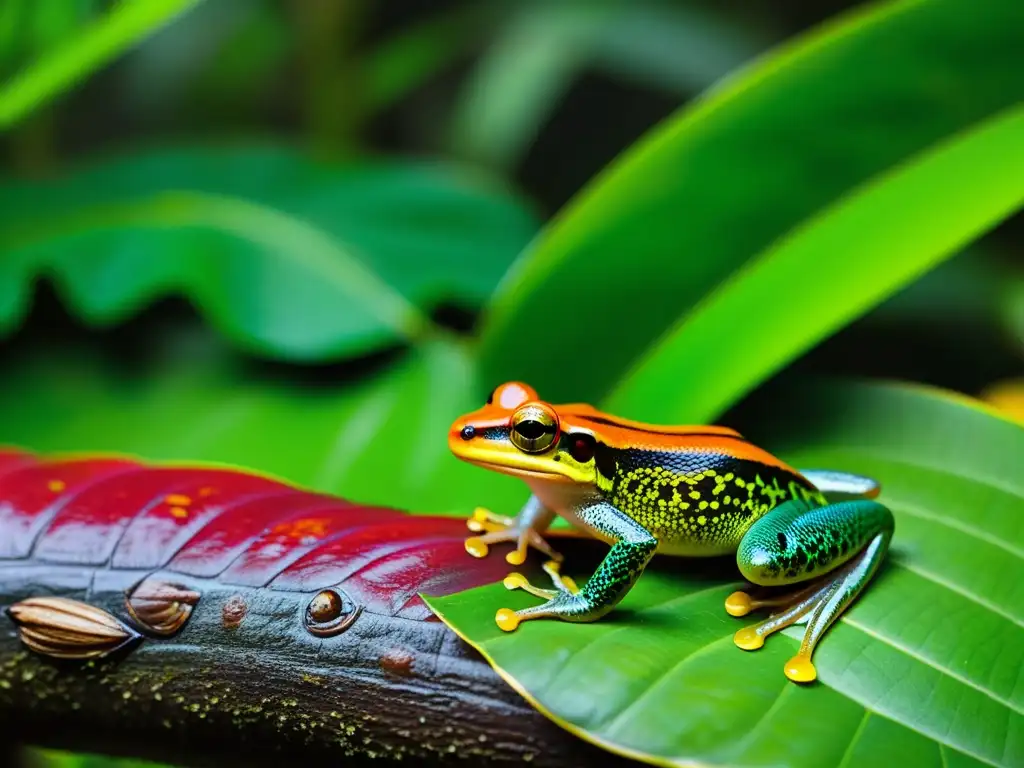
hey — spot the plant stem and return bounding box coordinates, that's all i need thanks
[292,0,368,158]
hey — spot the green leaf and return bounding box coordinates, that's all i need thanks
[448,1,760,171]
[363,2,501,113]
[425,380,1024,768]
[0,0,204,129]
[607,104,1024,423]
[447,3,613,170]
[593,3,768,95]
[0,144,540,361]
[476,0,1024,404]
[0,331,526,517]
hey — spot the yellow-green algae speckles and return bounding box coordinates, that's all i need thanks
[0,649,516,762]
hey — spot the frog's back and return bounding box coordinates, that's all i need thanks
[593,428,825,556]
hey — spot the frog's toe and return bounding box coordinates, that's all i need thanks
[785,654,817,683]
[503,572,557,600]
[465,527,522,558]
[505,528,562,566]
[494,592,589,631]
[725,591,754,617]
[467,507,514,533]
[542,560,579,595]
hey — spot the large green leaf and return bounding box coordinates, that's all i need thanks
[426,380,1024,768]
[476,0,1024,404]
[0,144,540,360]
[606,104,1024,423]
[0,329,526,517]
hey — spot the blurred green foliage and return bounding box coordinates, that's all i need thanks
[0,0,1021,767]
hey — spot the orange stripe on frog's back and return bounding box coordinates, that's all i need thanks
[560,409,801,475]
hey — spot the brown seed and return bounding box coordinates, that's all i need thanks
[7,597,140,660]
[126,578,200,637]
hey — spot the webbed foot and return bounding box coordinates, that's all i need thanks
[464,508,563,565]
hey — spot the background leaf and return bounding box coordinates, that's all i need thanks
[606,104,1024,422]
[448,0,761,171]
[426,380,1024,768]
[0,328,525,516]
[476,0,1024,404]
[0,0,204,129]
[0,144,540,360]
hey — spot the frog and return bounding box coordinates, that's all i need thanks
[448,381,894,683]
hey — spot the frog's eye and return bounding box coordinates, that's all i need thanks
[510,404,559,453]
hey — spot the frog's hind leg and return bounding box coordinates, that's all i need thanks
[730,498,894,683]
[495,502,657,632]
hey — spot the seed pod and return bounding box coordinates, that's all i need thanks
[6,596,140,660]
[126,578,200,637]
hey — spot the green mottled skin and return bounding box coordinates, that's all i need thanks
[595,448,828,554]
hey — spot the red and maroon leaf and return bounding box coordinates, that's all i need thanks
[0,448,622,767]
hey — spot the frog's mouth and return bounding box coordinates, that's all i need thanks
[472,460,573,483]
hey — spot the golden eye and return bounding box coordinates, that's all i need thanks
[305,589,360,637]
[510,404,558,453]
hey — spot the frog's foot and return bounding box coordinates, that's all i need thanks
[728,579,832,655]
[464,524,563,566]
[502,560,579,601]
[494,591,591,632]
[728,537,885,684]
[466,507,515,534]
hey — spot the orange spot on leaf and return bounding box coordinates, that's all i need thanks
[47,480,66,493]
[270,517,331,540]
[165,494,192,506]
[169,507,189,520]
[198,487,216,498]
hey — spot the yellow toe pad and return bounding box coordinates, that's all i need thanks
[733,627,764,651]
[505,549,527,565]
[784,655,817,683]
[725,591,754,617]
[503,573,529,590]
[465,537,489,558]
[495,608,520,632]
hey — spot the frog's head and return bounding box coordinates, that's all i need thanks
[448,382,603,485]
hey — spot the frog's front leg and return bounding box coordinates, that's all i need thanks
[727,498,894,683]
[495,501,657,631]
[465,495,563,565]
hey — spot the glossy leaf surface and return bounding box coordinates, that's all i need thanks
[0,144,540,360]
[477,0,1024,403]
[426,381,1024,768]
[0,447,515,620]
[607,104,1024,423]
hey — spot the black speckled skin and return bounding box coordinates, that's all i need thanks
[596,447,827,555]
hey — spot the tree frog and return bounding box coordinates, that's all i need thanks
[449,382,894,683]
